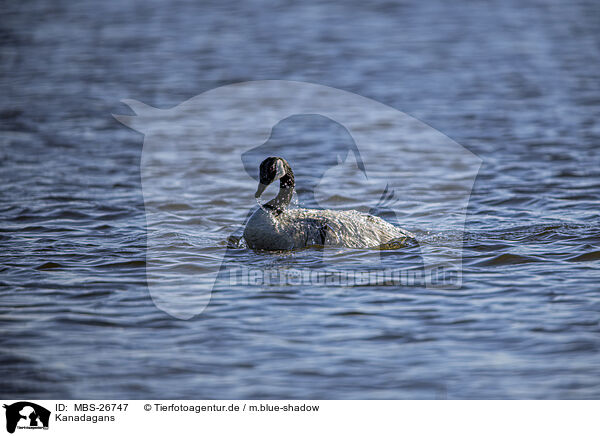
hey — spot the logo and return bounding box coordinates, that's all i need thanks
[3,402,50,434]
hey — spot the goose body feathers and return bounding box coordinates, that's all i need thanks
[243,206,413,250]
[243,157,414,251]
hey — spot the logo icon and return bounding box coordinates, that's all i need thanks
[3,402,50,434]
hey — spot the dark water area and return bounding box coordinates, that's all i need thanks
[1,0,599,399]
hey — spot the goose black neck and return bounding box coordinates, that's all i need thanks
[264,165,294,213]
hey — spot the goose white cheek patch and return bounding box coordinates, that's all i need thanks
[274,159,286,181]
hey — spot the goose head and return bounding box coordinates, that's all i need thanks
[254,157,295,212]
[255,157,294,198]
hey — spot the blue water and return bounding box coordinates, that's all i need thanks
[1,0,599,399]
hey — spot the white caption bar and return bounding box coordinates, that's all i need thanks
[1,400,597,436]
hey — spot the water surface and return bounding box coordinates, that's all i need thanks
[1,0,599,399]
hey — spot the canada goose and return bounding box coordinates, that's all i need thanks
[243,157,414,250]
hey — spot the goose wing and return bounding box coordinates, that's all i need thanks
[298,217,330,246]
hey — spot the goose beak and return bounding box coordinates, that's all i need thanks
[255,183,268,198]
